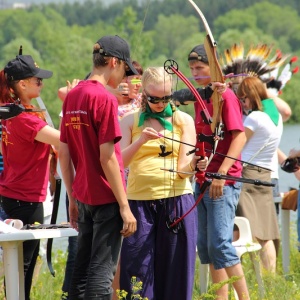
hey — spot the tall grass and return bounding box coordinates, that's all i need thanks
[1,227,300,299]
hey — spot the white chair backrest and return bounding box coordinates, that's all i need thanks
[234,216,253,244]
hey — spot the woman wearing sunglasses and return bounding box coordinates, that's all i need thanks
[119,66,207,300]
[236,76,282,273]
[116,60,143,121]
[0,55,59,300]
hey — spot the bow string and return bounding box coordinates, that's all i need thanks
[164,59,211,184]
[162,1,272,228]
[163,58,215,229]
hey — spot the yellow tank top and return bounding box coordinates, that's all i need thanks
[127,111,193,200]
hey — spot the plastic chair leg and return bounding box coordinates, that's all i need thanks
[249,252,265,299]
[199,263,209,294]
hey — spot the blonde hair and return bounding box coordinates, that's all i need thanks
[139,66,186,126]
[140,67,176,112]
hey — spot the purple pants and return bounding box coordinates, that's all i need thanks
[120,194,197,300]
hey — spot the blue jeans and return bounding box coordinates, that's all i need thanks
[195,182,241,269]
[69,201,122,300]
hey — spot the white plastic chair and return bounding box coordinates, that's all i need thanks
[199,216,264,299]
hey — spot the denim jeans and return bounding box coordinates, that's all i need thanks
[69,201,122,300]
[195,182,241,269]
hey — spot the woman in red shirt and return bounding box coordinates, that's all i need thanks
[0,54,59,300]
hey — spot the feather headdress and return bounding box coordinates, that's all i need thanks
[221,43,289,81]
[221,43,298,95]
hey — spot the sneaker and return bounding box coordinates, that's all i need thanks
[61,292,69,300]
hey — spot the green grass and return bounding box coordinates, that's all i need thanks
[2,229,300,300]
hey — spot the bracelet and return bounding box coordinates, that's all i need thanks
[189,162,195,172]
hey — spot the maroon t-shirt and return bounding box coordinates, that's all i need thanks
[0,114,49,202]
[194,88,244,181]
[60,80,125,205]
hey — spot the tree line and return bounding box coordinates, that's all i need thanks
[0,0,299,126]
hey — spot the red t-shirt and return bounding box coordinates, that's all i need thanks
[194,88,244,180]
[60,80,125,205]
[0,114,49,202]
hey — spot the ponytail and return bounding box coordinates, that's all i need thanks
[0,70,18,104]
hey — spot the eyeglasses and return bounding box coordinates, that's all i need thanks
[239,97,247,103]
[26,78,43,87]
[146,94,172,104]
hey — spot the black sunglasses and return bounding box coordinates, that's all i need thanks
[146,94,172,104]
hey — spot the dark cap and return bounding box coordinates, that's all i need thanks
[188,44,208,63]
[94,35,138,76]
[4,55,53,81]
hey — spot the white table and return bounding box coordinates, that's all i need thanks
[0,228,78,300]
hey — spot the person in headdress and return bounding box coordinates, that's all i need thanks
[187,44,249,299]
[221,42,294,121]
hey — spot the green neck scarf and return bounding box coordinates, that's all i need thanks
[262,98,279,126]
[138,103,173,131]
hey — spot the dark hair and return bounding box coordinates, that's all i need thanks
[0,70,19,104]
[132,61,143,75]
[92,43,122,68]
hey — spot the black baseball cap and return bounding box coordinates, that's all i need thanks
[94,35,138,76]
[188,44,209,63]
[4,55,53,81]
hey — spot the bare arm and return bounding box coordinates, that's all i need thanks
[35,125,60,150]
[270,94,292,122]
[100,141,136,237]
[106,84,129,103]
[176,112,197,177]
[210,130,246,199]
[288,148,300,158]
[57,79,80,102]
[219,130,246,175]
[120,113,159,167]
[277,148,287,164]
[59,141,78,229]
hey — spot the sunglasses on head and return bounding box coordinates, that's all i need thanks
[146,94,172,104]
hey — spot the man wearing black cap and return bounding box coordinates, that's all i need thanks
[59,35,137,300]
[184,45,249,299]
